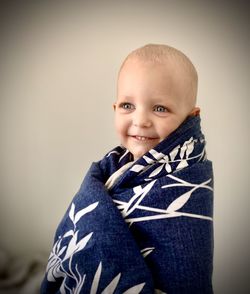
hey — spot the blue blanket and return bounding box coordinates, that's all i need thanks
[41,116,214,294]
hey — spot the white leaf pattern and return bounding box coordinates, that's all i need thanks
[149,149,164,160]
[166,190,193,213]
[44,130,212,293]
[101,273,121,294]
[130,164,145,173]
[149,164,164,177]
[124,175,213,225]
[140,137,201,180]
[143,155,155,164]
[60,281,67,294]
[124,180,156,217]
[91,262,102,294]
[74,271,86,294]
[176,160,188,170]
[123,283,146,294]
[165,163,172,173]
[63,230,79,261]
[155,289,167,294]
[69,203,75,223]
[179,146,186,159]
[58,246,67,257]
[63,230,74,238]
[186,140,194,157]
[74,202,99,224]
[74,232,93,254]
[133,185,143,194]
[169,145,180,161]
[141,247,155,258]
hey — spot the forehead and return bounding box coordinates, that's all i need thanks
[117,58,192,111]
[118,56,187,85]
[118,58,184,95]
[119,58,170,82]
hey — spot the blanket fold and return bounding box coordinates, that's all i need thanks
[41,116,213,294]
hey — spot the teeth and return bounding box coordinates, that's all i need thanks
[131,135,155,141]
[136,136,147,141]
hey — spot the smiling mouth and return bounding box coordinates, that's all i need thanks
[131,135,157,141]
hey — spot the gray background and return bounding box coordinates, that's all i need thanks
[0,1,249,293]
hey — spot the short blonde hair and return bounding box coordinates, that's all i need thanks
[119,44,198,105]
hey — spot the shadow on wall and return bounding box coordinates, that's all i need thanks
[0,248,47,294]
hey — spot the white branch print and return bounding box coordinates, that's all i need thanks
[121,180,156,217]
[114,176,213,226]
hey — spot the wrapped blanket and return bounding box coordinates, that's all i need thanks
[41,116,213,294]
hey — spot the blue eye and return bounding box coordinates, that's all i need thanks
[154,105,167,113]
[119,102,135,110]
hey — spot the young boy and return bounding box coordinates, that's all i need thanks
[41,44,213,294]
[115,45,200,160]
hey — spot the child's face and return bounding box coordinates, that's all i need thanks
[115,58,192,160]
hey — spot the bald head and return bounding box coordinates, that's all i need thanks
[118,44,198,112]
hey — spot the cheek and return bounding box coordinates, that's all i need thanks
[158,127,172,139]
[157,119,181,138]
[115,115,127,136]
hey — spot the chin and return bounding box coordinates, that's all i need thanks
[132,150,149,160]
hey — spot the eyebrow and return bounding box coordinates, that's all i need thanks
[117,95,176,109]
[117,95,133,100]
[149,95,176,108]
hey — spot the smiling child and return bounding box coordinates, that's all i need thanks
[41,44,213,294]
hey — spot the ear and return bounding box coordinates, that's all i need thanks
[189,107,200,117]
[113,103,117,111]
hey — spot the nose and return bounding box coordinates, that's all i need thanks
[132,109,152,128]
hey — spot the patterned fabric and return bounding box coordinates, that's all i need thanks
[41,116,214,294]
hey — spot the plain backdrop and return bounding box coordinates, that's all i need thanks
[0,1,249,293]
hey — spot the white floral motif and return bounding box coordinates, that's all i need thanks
[46,202,98,292]
[91,262,145,294]
[114,137,212,226]
[46,201,147,293]
[130,137,205,181]
[148,137,198,177]
[114,176,213,226]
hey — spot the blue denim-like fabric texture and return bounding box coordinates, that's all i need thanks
[41,116,214,294]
